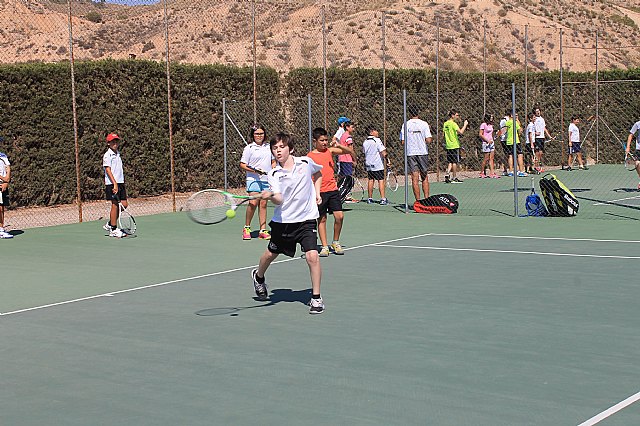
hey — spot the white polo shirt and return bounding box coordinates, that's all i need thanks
[241,142,273,183]
[630,121,640,150]
[268,156,322,223]
[0,152,9,179]
[534,116,546,139]
[363,136,386,171]
[568,123,580,143]
[103,148,124,184]
[400,118,431,155]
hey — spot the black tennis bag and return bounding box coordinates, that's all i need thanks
[539,174,579,216]
[414,194,459,214]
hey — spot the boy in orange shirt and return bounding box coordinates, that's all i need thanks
[307,127,355,257]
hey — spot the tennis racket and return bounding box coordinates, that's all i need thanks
[624,152,638,171]
[186,189,258,225]
[349,177,366,202]
[386,166,398,191]
[247,165,268,175]
[114,194,136,235]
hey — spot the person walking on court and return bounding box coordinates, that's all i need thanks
[626,119,640,189]
[525,112,537,174]
[0,148,13,239]
[337,120,356,179]
[252,132,325,314]
[240,124,274,240]
[400,105,432,202]
[102,133,128,238]
[443,109,468,183]
[533,106,552,172]
[307,127,355,257]
[568,116,588,171]
[362,125,389,204]
[479,114,497,178]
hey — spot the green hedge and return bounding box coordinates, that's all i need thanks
[0,60,638,207]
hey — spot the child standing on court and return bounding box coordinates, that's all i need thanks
[307,127,355,257]
[252,132,326,314]
[0,148,13,239]
[568,116,588,170]
[337,121,356,179]
[240,124,273,240]
[479,114,497,178]
[362,125,389,204]
[103,133,128,238]
[443,109,468,183]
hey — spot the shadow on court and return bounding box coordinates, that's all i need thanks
[195,287,311,317]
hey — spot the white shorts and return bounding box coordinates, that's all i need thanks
[482,141,495,153]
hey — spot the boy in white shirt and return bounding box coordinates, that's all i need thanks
[0,149,13,238]
[568,116,588,170]
[102,133,128,238]
[362,125,388,205]
[251,132,325,314]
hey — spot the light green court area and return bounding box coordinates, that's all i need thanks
[1,210,639,425]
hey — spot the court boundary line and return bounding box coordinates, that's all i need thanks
[374,244,640,259]
[593,195,640,206]
[0,233,433,317]
[577,390,640,426]
[426,233,640,244]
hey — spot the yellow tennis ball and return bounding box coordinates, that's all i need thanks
[226,209,236,219]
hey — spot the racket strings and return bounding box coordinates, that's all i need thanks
[119,210,136,234]
[187,191,234,224]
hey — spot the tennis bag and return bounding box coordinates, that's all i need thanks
[414,194,459,214]
[539,174,579,216]
[525,192,548,217]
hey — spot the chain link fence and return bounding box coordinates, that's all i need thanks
[2,0,640,229]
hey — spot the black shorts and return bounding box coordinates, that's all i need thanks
[0,188,9,207]
[367,170,385,181]
[534,138,545,152]
[446,148,460,164]
[505,143,522,156]
[267,219,318,258]
[105,183,127,201]
[318,190,342,216]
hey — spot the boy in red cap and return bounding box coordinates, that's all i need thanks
[102,133,128,238]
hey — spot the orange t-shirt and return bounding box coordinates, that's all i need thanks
[307,149,337,192]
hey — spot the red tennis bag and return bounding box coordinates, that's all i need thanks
[414,194,459,214]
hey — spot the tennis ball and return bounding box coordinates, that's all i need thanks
[226,209,236,219]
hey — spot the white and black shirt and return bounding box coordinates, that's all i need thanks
[268,156,322,223]
[400,118,431,156]
[103,148,124,184]
[363,136,386,171]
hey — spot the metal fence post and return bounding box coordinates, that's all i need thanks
[67,0,82,223]
[223,98,228,191]
[308,94,313,151]
[512,83,518,217]
[163,0,176,212]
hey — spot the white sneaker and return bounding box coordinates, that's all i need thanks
[103,222,111,232]
[109,228,126,238]
[309,297,325,314]
[0,230,13,239]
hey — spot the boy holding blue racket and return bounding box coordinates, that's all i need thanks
[252,132,325,314]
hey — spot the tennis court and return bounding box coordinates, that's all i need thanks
[1,208,639,425]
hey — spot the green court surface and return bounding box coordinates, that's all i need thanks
[1,210,639,425]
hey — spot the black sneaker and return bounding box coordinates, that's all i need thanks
[444,175,452,184]
[251,269,268,300]
[452,178,463,183]
[309,297,325,314]
[566,167,572,171]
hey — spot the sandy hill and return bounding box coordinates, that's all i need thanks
[1,0,640,72]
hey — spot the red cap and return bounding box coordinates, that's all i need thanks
[106,133,120,143]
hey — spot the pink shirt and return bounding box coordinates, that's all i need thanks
[338,132,354,163]
[480,123,494,142]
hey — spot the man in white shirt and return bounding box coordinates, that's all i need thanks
[251,132,326,314]
[400,105,432,202]
[534,107,552,172]
[626,119,640,188]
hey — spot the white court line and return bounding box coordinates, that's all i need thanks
[0,233,432,317]
[577,390,640,426]
[427,233,640,244]
[593,195,640,206]
[374,244,640,260]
